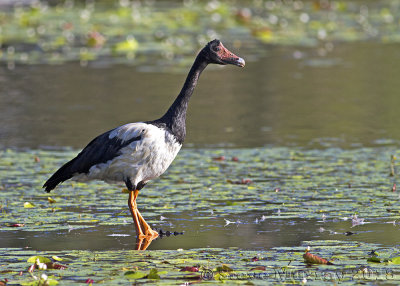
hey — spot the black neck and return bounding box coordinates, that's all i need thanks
[151,54,208,143]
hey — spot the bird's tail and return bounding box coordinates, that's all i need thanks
[43,158,77,192]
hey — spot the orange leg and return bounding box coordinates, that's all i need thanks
[135,236,156,251]
[137,209,159,238]
[128,190,144,238]
[128,190,158,240]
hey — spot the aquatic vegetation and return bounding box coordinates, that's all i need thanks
[1,146,400,283]
[303,247,334,265]
[1,147,400,234]
[1,147,400,232]
[1,240,400,284]
[1,0,400,68]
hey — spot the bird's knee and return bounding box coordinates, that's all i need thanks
[125,178,135,191]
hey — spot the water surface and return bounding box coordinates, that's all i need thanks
[1,42,400,149]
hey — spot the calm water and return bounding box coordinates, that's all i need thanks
[1,41,400,251]
[1,212,398,251]
[1,41,400,149]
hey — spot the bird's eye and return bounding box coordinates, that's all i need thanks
[213,46,220,52]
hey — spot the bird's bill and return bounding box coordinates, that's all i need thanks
[231,56,246,67]
[219,43,246,67]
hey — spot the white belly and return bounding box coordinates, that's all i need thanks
[72,123,182,187]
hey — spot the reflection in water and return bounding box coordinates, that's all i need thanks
[0,214,318,251]
[136,236,156,251]
[1,42,400,149]
[1,212,399,251]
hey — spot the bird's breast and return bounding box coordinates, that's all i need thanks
[138,128,182,180]
[72,123,182,187]
[80,124,181,185]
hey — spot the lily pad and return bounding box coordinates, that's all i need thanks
[27,256,51,264]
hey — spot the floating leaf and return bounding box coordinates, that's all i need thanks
[215,264,233,272]
[8,223,25,227]
[212,156,225,161]
[24,202,35,208]
[27,256,51,264]
[303,250,333,265]
[227,179,252,185]
[390,257,400,264]
[42,278,59,285]
[124,271,147,280]
[180,266,199,272]
[367,256,381,263]
[52,256,62,261]
[250,266,266,271]
[112,37,139,54]
[49,263,68,270]
[147,268,165,279]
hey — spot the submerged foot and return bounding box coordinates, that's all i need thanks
[145,228,159,238]
[135,231,158,250]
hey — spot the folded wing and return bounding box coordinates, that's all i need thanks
[43,124,143,192]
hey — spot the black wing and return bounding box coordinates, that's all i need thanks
[43,128,141,192]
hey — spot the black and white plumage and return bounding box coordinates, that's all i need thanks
[43,39,245,243]
[44,123,181,192]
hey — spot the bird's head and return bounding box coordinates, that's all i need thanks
[200,39,245,67]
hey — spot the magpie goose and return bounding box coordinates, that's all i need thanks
[43,39,245,242]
